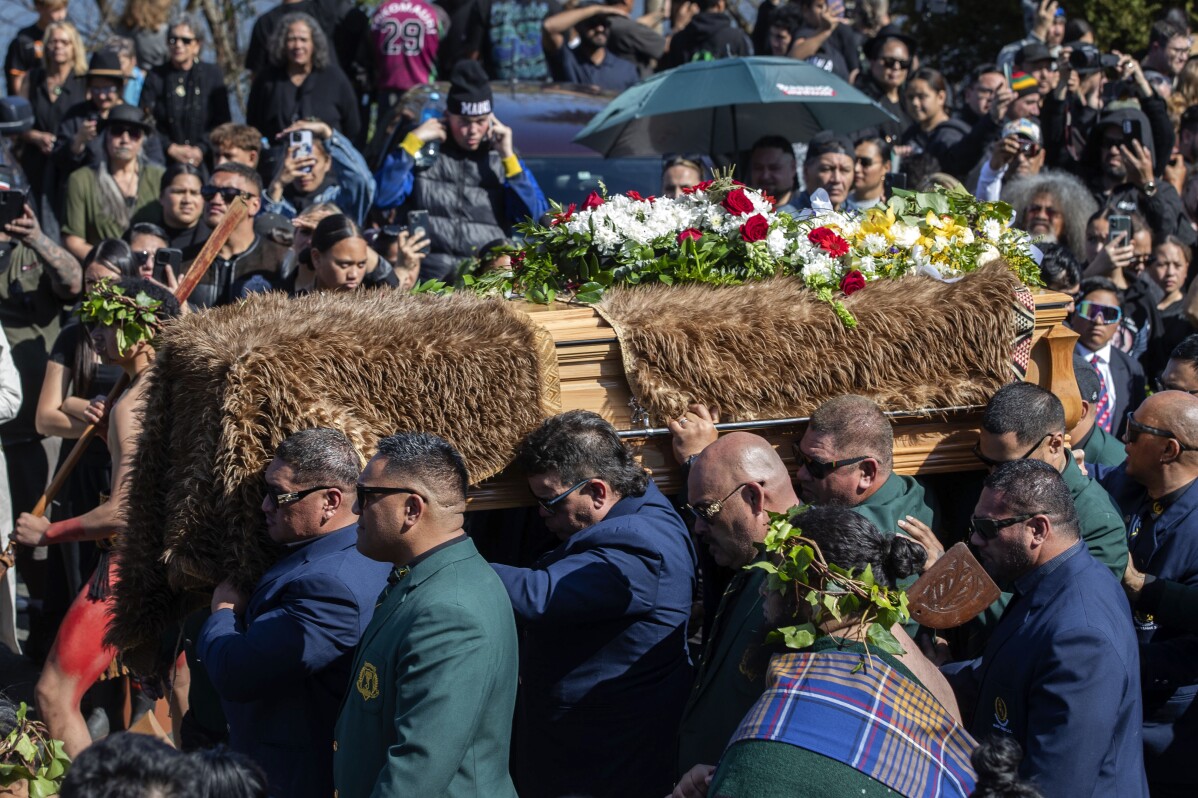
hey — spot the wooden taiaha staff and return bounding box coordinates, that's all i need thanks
[0,196,252,573]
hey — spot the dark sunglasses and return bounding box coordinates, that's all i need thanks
[1074,300,1122,324]
[856,156,876,167]
[168,35,195,44]
[132,250,150,266]
[110,125,144,139]
[792,442,869,480]
[1026,203,1059,217]
[969,513,1037,541]
[265,484,332,508]
[1017,141,1042,158]
[355,484,423,508]
[880,57,911,70]
[536,478,593,514]
[682,482,755,523]
[971,433,1050,469]
[1123,412,1198,450]
[1153,377,1198,395]
[201,185,256,203]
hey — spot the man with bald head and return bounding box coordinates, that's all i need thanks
[674,430,799,775]
[796,394,938,535]
[1098,391,1198,795]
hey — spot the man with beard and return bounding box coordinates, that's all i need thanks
[374,60,548,282]
[543,0,639,92]
[793,394,937,536]
[939,460,1147,798]
[748,136,798,215]
[1089,102,1194,248]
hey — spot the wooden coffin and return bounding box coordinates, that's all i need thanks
[467,289,1078,510]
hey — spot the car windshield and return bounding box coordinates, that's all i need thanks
[523,156,660,207]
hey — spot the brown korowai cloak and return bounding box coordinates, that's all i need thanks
[107,289,560,662]
[594,260,1027,424]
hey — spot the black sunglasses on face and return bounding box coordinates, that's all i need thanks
[969,513,1037,541]
[201,185,255,203]
[169,35,195,44]
[265,484,332,508]
[1123,412,1198,450]
[791,442,870,480]
[971,434,1050,469]
[1153,377,1198,396]
[536,478,593,514]
[355,484,423,509]
[682,482,756,523]
[110,125,144,139]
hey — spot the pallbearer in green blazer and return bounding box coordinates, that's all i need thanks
[333,433,519,798]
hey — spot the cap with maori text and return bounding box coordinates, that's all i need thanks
[447,61,493,118]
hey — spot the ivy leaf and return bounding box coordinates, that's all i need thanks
[865,622,906,656]
[768,624,816,650]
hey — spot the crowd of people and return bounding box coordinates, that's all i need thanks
[2,0,1198,796]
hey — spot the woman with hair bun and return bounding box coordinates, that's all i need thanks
[672,506,977,798]
[298,213,369,294]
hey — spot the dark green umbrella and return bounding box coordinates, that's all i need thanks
[574,56,898,157]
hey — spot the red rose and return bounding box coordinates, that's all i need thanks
[583,191,604,210]
[677,228,702,243]
[807,226,850,258]
[550,203,577,226]
[740,214,769,242]
[682,179,716,195]
[723,188,755,216]
[627,190,645,201]
[840,270,866,295]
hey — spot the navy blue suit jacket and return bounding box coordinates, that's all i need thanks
[197,525,391,798]
[1099,466,1198,786]
[942,543,1148,797]
[492,480,698,798]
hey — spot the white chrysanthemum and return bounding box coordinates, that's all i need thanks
[861,233,889,254]
[893,224,921,248]
[857,255,876,275]
[982,219,1003,242]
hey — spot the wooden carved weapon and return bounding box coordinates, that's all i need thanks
[906,543,1002,629]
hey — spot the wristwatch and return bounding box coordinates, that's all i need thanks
[1143,180,1158,197]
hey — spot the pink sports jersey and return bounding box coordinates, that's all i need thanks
[371,0,445,92]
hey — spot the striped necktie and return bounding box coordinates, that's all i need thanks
[1091,353,1113,432]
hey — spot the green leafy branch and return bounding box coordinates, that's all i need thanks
[0,703,70,798]
[76,280,165,356]
[749,509,910,668]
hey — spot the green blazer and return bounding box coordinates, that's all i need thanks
[1079,423,1127,468]
[332,538,519,798]
[853,473,939,536]
[676,567,767,776]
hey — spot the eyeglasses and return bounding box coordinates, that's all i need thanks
[969,513,1037,541]
[201,185,256,203]
[792,442,870,480]
[110,125,144,140]
[91,85,119,96]
[355,484,424,508]
[1123,412,1198,450]
[535,478,593,514]
[1153,377,1198,395]
[880,57,911,70]
[1075,300,1122,324]
[1128,254,1153,268]
[971,433,1050,469]
[265,484,333,508]
[168,35,195,45]
[1026,203,1060,217]
[1017,141,1042,158]
[133,250,150,266]
[682,482,756,523]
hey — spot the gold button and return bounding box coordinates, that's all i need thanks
[333,741,338,752]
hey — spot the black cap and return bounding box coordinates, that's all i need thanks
[1017,42,1053,66]
[98,103,155,134]
[864,24,916,61]
[1073,354,1102,404]
[804,130,854,164]
[447,61,493,117]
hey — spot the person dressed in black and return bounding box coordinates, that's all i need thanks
[854,24,914,143]
[130,162,210,259]
[245,12,360,145]
[140,14,231,168]
[660,0,751,68]
[4,0,69,96]
[15,20,87,210]
[786,0,860,82]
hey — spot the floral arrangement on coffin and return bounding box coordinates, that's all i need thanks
[458,174,1042,326]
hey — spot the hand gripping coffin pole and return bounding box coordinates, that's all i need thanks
[0,196,251,577]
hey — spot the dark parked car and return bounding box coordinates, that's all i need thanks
[368,82,659,208]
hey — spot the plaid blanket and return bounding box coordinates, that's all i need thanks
[728,649,977,798]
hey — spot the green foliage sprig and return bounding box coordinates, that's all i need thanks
[0,703,70,798]
[749,509,911,666]
[76,280,165,356]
